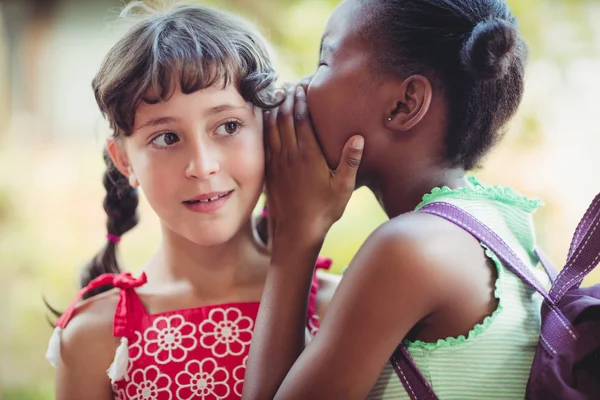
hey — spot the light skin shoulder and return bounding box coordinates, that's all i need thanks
[54,290,120,400]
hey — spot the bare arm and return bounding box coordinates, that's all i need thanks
[243,238,324,400]
[242,84,364,399]
[54,295,118,400]
[245,216,447,400]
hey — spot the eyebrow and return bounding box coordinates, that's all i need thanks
[134,116,180,132]
[204,104,247,117]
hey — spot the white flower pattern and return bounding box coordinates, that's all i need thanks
[232,355,248,397]
[126,365,172,400]
[111,304,321,399]
[175,358,230,400]
[144,315,197,364]
[199,308,254,357]
[113,386,127,400]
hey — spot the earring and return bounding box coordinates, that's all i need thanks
[388,117,393,121]
[128,174,139,188]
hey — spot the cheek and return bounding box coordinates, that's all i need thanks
[228,128,265,192]
[128,151,178,209]
[307,72,348,167]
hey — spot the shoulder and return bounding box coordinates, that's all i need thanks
[343,211,484,307]
[53,290,120,399]
[59,290,119,368]
[358,210,481,266]
[349,212,452,271]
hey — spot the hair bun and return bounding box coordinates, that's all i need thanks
[461,18,517,81]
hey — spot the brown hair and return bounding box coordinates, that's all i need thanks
[82,2,280,299]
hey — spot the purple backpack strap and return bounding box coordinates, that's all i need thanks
[418,202,578,355]
[391,196,600,398]
[549,193,600,302]
[389,345,439,400]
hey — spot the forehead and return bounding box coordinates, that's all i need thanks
[321,0,367,54]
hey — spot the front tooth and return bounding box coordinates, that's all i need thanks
[199,195,221,203]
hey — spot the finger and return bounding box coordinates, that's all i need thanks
[333,135,364,193]
[299,73,314,92]
[282,81,296,92]
[294,86,320,152]
[263,106,280,155]
[277,85,298,150]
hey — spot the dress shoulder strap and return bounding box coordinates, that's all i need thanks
[46,272,147,383]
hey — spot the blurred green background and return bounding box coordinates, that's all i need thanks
[1,0,599,398]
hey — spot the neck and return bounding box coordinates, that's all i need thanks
[145,219,268,295]
[368,163,468,219]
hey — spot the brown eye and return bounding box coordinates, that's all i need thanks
[151,132,180,147]
[215,120,242,136]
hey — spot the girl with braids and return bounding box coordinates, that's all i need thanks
[242,0,556,399]
[45,3,339,400]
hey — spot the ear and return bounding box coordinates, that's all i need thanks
[384,75,432,132]
[106,139,134,178]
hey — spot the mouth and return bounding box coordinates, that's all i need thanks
[182,190,234,213]
[183,191,233,204]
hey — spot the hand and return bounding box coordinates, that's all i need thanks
[298,74,314,92]
[263,85,365,245]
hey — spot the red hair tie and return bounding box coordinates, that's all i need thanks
[107,234,121,244]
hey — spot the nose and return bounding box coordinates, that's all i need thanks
[185,138,220,180]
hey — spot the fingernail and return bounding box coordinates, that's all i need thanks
[352,136,364,150]
[296,86,304,96]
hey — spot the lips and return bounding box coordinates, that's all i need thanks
[183,191,233,204]
[183,190,234,213]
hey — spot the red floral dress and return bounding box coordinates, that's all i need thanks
[51,257,332,400]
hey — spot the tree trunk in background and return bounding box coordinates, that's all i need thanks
[1,0,58,139]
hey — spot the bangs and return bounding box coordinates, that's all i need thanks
[141,22,243,104]
[93,4,280,138]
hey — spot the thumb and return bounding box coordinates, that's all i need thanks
[334,135,364,191]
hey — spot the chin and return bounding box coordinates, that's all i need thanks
[187,227,239,247]
[163,218,241,247]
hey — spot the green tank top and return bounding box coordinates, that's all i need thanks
[367,176,548,399]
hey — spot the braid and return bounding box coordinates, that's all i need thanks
[80,148,139,299]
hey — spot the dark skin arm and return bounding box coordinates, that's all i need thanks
[242,85,365,399]
[257,220,452,399]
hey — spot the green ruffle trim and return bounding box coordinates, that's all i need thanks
[405,244,504,350]
[415,176,543,213]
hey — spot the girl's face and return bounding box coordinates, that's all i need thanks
[113,83,264,246]
[307,0,383,183]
